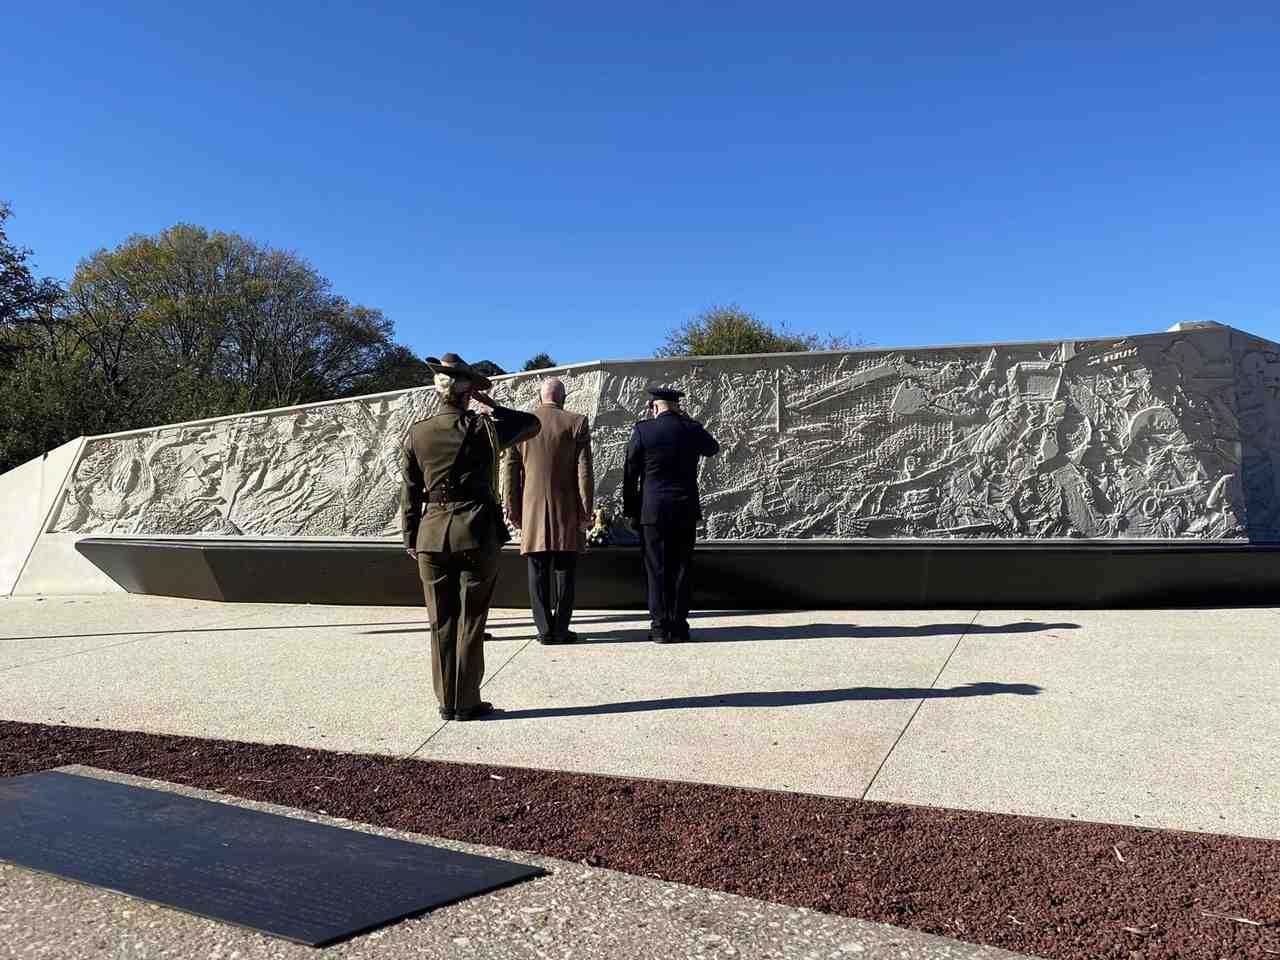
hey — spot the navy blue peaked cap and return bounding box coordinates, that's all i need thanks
[648,387,685,401]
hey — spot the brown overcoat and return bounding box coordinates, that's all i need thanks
[502,403,593,554]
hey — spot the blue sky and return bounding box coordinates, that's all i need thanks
[4,1,1279,370]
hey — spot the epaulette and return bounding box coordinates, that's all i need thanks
[408,408,460,429]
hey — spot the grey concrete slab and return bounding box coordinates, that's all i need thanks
[421,610,977,797]
[0,595,269,671]
[0,596,530,672]
[0,765,1030,960]
[13,533,126,597]
[216,601,537,635]
[0,616,512,756]
[0,594,250,641]
[0,456,45,597]
[0,439,82,597]
[866,608,1280,840]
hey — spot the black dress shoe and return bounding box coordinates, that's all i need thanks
[455,701,495,721]
[556,630,579,644]
[438,706,455,720]
[536,634,559,645]
[651,630,674,643]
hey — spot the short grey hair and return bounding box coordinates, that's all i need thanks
[541,377,566,404]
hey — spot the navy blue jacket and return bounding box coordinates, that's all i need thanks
[622,411,720,526]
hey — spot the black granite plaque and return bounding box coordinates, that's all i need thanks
[0,771,544,945]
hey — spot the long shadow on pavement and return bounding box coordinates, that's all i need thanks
[491,681,1042,720]
[558,621,1079,643]
[365,621,1079,639]
[567,610,786,624]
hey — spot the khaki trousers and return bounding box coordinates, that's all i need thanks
[417,546,499,710]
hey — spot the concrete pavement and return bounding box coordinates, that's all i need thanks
[3,594,1278,839]
[864,608,1280,836]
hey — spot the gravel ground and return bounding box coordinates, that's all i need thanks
[2,720,1278,959]
[1,767,1026,960]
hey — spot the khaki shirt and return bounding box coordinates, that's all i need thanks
[401,402,540,554]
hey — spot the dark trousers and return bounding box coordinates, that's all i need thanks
[526,551,578,639]
[417,546,498,710]
[641,523,696,638]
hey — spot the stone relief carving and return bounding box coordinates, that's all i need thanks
[1232,333,1280,540]
[46,327,1280,542]
[51,390,436,538]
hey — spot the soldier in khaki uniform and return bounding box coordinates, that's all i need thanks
[400,354,540,721]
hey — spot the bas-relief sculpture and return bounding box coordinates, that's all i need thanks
[49,389,440,538]
[45,326,1280,543]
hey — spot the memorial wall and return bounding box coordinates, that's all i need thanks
[33,324,1280,545]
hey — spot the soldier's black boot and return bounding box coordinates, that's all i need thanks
[455,701,495,721]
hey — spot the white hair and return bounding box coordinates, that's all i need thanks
[434,373,466,398]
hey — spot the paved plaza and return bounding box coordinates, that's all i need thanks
[4,595,1278,839]
[3,594,1279,957]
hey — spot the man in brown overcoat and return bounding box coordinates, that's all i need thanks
[401,354,540,720]
[502,377,594,644]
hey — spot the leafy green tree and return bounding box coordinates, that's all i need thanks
[0,202,62,332]
[522,352,556,371]
[0,220,417,472]
[0,347,115,471]
[344,355,505,396]
[657,304,859,357]
[348,345,433,394]
[59,225,402,423]
[0,202,79,470]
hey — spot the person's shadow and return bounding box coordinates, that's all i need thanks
[490,681,1042,720]
[364,620,1079,640]
[559,621,1080,644]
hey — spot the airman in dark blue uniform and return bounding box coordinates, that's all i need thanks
[623,387,720,643]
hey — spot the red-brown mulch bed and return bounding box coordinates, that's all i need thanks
[2,720,1277,959]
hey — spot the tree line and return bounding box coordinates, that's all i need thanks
[1,204,859,473]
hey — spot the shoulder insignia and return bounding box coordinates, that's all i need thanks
[409,408,463,429]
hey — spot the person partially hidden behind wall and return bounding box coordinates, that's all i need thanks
[400,353,540,720]
[502,377,594,644]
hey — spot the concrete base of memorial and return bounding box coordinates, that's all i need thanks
[75,536,1280,608]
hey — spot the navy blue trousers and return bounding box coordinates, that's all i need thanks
[641,523,696,639]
